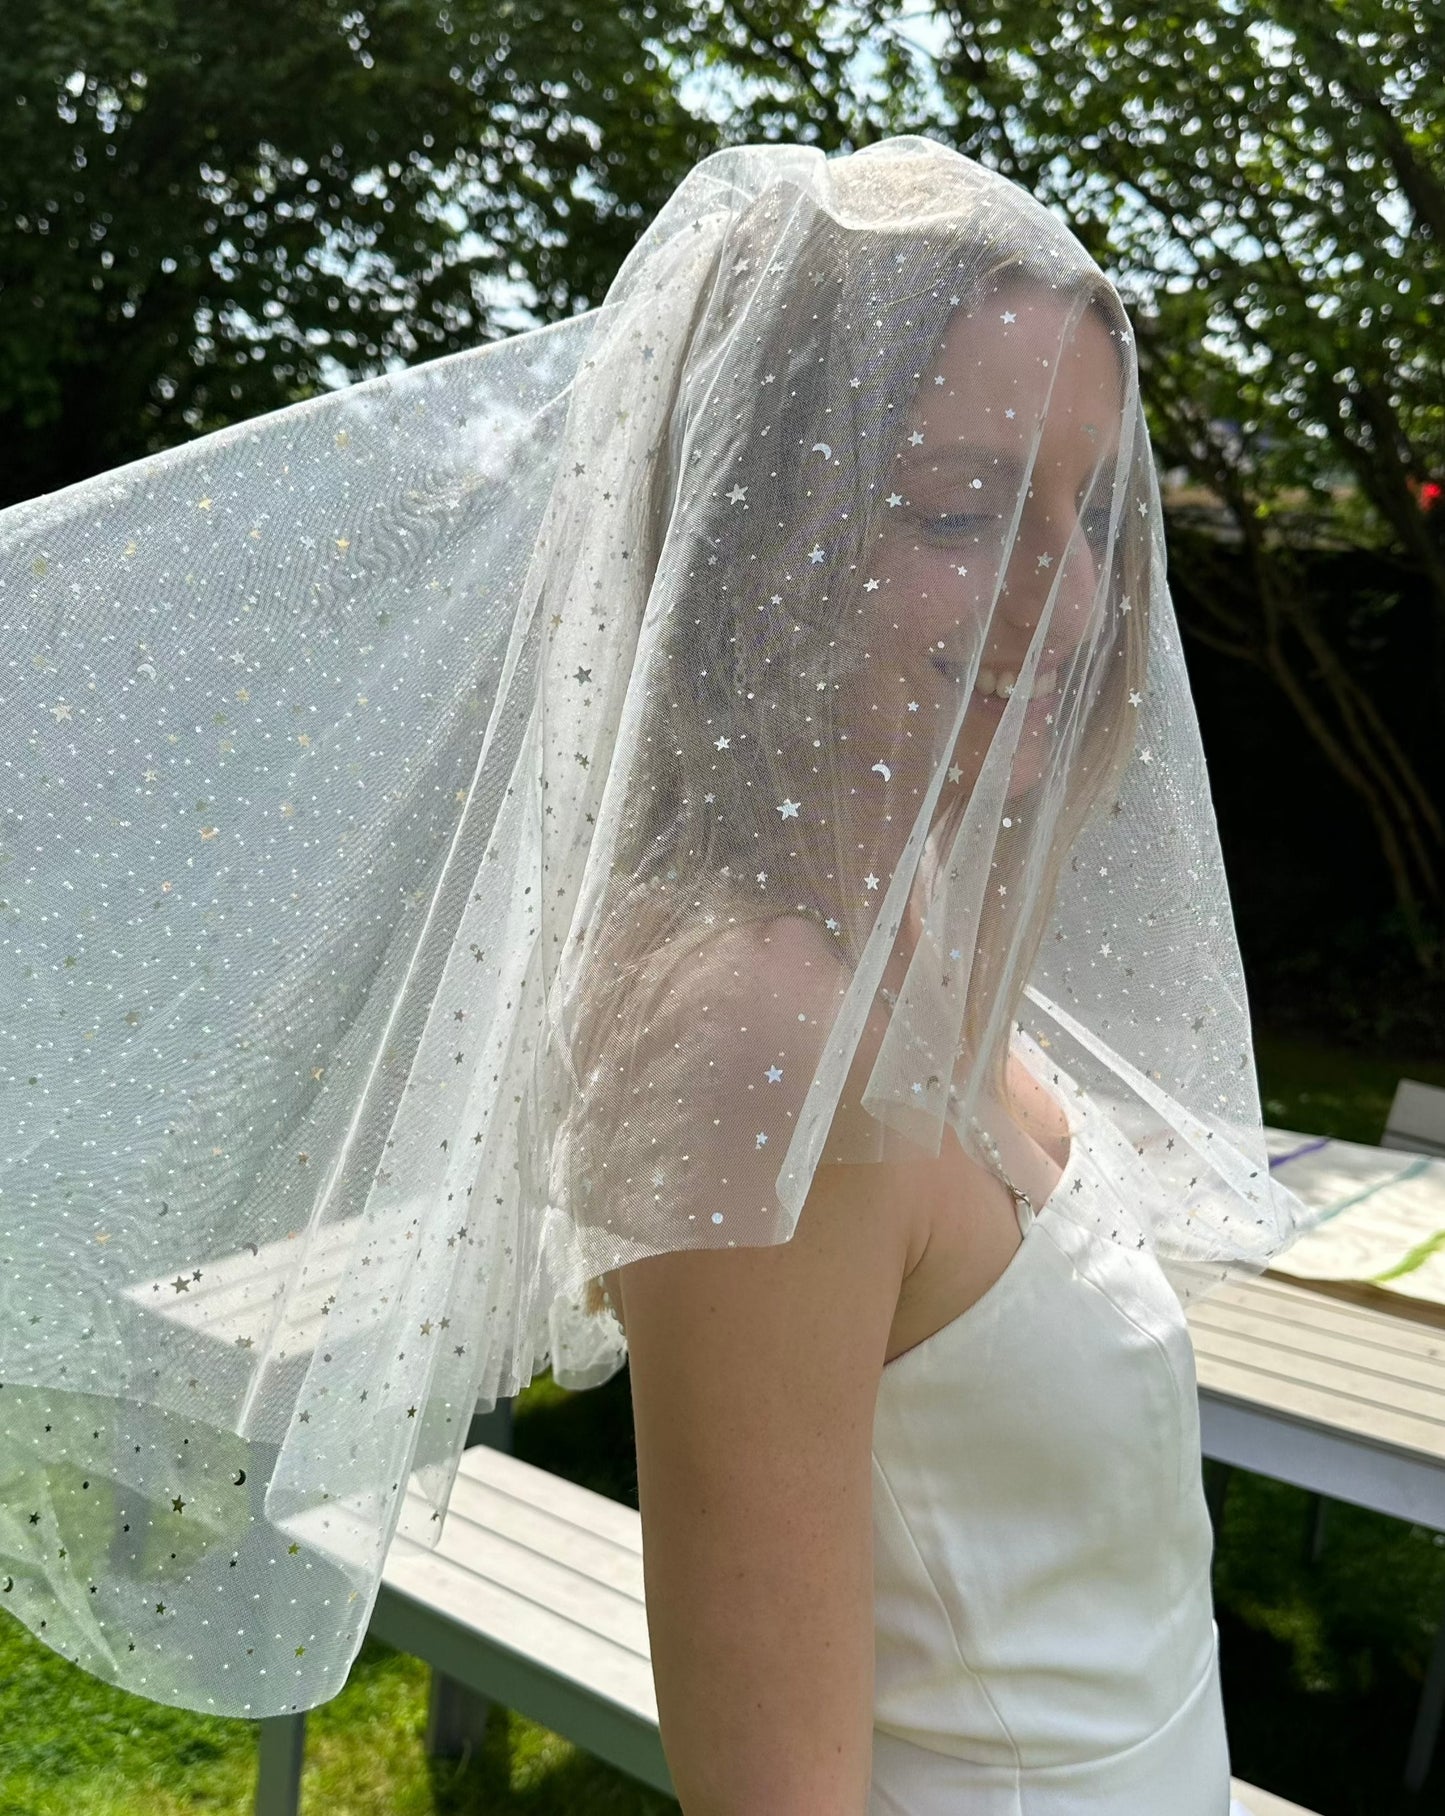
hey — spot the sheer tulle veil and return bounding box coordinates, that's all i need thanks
[0,135,1309,1716]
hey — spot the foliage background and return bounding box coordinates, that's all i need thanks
[3,0,1441,1040]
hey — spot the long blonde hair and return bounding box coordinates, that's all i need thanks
[574,223,1152,1320]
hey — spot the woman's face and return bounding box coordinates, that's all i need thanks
[838,285,1126,823]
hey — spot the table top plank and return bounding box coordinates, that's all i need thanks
[1186,1271,1445,1457]
[1191,1323,1445,1436]
[1189,1303,1445,1390]
[1190,1299,1445,1372]
[1188,1292,1445,1413]
[1191,1340,1445,1457]
[1198,1271,1445,1357]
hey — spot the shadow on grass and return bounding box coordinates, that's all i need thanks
[1253,1031,1445,1148]
[425,1704,677,1815]
[1210,1463,1445,1814]
[512,1364,640,1508]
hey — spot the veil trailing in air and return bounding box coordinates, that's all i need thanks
[0,135,1309,1717]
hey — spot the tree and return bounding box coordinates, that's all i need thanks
[5,0,1440,970]
[0,0,711,505]
[659,0,1445,969]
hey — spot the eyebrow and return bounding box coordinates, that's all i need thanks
[901,444,1022,471]
[900,440,1122,479]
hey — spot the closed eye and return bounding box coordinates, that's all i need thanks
[915,491,1115,546]
[918,511,1000,540]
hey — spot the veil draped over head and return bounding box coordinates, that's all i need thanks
[0,136,1309,1717]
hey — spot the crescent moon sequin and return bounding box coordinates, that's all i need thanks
[811,441,832,459]
[871,761,891,781]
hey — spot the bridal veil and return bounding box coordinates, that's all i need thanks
[0,136,1308,1715]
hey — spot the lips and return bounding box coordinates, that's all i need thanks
[931,658,1060,703]
[978,684,1057,719]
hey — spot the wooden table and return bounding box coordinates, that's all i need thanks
[1188,1267,1445,1531]
[1187,1126,1445,1793]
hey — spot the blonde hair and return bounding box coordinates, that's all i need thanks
[573,236,1150,1324]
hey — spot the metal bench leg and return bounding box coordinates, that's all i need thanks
[1405,1591,1445,1792]
[1204,1460,1234,1532]
[466,1396,514,1452]
[426,1668,494,1765]
[255,1712,307,1816]
[1306,1492,1329,1564]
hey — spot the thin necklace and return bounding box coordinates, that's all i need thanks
[968,1113,1035,1230]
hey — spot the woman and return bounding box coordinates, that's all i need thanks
[547,138,1297,1814]
[0,136,1303,1806]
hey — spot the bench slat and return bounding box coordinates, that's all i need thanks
[451,1442,646,1550]
[381,1536,660,1722]
[440,1466,647,1590]
[397,1517,649,1654]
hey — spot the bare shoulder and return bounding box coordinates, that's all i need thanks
[587,913,859,1331]
[1003,1045,1072,1163]
[611,918,901,1812]
[652,911,849,1018]
[748,910,851,977]
[631,913,853,1198]
[609,910,902,1331]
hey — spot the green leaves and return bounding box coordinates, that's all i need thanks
[6,0,1440,960]
[0,0,708,506]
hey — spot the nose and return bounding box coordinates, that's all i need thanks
[989,507,1099,669]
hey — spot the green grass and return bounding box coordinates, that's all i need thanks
[1255,1029,1445,1147]
[1209,1473,1445,1814]
[3,1034,1445,1814]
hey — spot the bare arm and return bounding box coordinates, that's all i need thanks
[611,922,911,1815]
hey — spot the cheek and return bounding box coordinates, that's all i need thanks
[865,535,1002,647]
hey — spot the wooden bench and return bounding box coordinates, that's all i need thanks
[1382,1076,1445,1161]
[253,1438,1316,1815]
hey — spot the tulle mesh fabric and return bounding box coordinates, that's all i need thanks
[0,136,1310,1716]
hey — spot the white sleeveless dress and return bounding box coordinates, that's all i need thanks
[869,1085,1248,1815]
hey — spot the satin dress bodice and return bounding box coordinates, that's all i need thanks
[869,1086,1243,1815]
